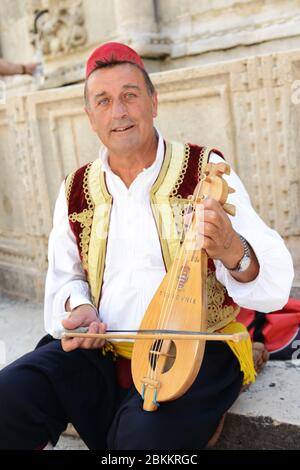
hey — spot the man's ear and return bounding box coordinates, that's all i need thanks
[151,91,158,118]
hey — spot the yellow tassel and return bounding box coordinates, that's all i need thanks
[112,341,134,359]
[220,321,256,385]
[102,341,133,360]
[101,341,119,360]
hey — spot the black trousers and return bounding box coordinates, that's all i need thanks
[0,337,243,450]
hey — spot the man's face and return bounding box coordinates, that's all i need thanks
[85,64,158,155]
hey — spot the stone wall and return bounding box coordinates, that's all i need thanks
[0,48,299,301]
[156,0,300,64]
[1,0,300,92]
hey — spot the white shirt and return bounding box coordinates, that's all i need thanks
[44,130,294,338]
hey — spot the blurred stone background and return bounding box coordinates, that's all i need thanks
[0,0,299,302]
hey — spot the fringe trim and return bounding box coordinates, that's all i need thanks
[221,321,256,385]
[102,341,132,360]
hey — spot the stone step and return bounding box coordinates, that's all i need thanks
[55,433,88,450]
[1,295,300,450]
[215,360,300,450]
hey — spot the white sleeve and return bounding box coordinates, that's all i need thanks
[44,182,94,338]
[209,153,294,313]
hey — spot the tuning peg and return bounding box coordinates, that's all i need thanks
[203,163,215,175]
[223,203,236,216]
[216,162,230,175]
[228,186,235,194]
[204,162,230,176]
[215,162,230,176]
[218,163,231,175]
[203,175,212,183]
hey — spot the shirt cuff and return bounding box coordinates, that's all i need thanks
[217,261,260,301]
[215,227,293,311]
[69,284,99,315]
[69,292,92,310]
[52,279,96,315]
[216,229,261,297]
[69,283,100,317]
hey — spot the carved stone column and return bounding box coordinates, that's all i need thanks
[113,0,170,58]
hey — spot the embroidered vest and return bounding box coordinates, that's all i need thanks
[65,141,240,332]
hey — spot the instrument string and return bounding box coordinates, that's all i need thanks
[148,176,206,384]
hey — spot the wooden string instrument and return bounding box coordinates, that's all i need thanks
[62,162,247,411]
[131,161,237,411]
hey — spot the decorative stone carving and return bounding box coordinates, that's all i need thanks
[0,49,299,301]
[30,0,87,56]
[230,54,299,238]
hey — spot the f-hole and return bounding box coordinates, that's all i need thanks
[148,340,177,373]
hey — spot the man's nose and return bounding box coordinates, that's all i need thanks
[111,99,127,119]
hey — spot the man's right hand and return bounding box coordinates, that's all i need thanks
[61,304,106,352]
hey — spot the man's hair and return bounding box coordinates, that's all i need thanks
[84,60,156,108]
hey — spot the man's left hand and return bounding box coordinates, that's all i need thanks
[192,197,260,282]
[199,197,243,268]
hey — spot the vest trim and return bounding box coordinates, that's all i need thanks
[88,159,112,306]
[66,141,240,329]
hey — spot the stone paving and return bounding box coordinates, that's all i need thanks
[1,294,300,450]
[0,295,87,450]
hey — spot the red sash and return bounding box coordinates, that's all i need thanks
[237,298,300,353]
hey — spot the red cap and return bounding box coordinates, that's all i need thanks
[85,42,145,79]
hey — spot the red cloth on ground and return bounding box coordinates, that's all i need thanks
[237,298,300,352]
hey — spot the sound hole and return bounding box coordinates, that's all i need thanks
[148,340,176,373]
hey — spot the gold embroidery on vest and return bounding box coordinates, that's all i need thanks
[168,145,209,240]
[198,146,207,180]
[165,144,239,332]
[68,163,94,270]
[150,141,182,269]
[169,144,190,199]
[65,171,75,203]
[87,159,112,307]
[206,268,240,331]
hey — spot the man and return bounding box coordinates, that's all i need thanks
[0,42,294,450]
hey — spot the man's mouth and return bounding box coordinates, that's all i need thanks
[111,125,135,133]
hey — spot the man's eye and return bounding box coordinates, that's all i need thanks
[125,93,136,99]
[98,98,109,106]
